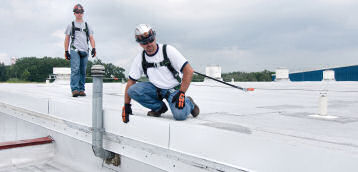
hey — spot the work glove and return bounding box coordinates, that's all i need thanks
[91,48,96,57]
[65,51,71,60]
[122,103,132,123]
[171,91,185,109]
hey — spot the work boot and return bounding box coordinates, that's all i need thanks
[79,91,86,96]
[147,103,168,117]
[72,90,79,97]
[187,96,200,117]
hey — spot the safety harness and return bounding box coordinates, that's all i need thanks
[141,44,181,99]
[70,21,89,51]
[141,44,182,84]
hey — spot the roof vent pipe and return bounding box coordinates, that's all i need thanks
[319,92,328,116]
[309,81,337,119]
[91,65,117,163]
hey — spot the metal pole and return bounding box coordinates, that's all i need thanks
[91,65,113,160]
[194,71,254,91]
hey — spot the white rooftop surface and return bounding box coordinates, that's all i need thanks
[0,81,358,172]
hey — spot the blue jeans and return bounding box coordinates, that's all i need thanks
[128,82,194,120]
[70,50,88,92]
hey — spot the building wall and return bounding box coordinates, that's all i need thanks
[334,65,358,81]
[272,65,358,81]
[290,70,323,81]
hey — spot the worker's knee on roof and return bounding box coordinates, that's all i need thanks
[127,86,135,98]
[127,85,142,99]
[172,111,188,121]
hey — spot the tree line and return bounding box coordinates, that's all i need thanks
[0,57,273,83]
[0,57,126,83]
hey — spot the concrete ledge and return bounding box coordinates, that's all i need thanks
[104,108,170,149]
[0,102,246,172]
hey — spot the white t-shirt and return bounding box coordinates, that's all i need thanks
[129,44,188,89]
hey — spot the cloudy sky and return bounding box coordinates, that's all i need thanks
[0,0,357,73]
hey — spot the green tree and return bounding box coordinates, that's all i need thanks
[192,73,205,82]
[8,57,70,82]
[222,70,274,82]
[5,56,123,83]
[104,63,126,82]
[0,63,8,81]
[86,59,126,83]
[21,69,31,80]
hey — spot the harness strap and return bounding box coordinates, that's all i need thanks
[85,22,90,43]
[141,44,182,83]
[142,50,148,76]
[71,21,75,47]
[156,87,179,100]
[70,21,90,50]
[163,45,181,83]
[156,87,163,100]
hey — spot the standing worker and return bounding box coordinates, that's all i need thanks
[121,24,200,123]
[64,4,96,97]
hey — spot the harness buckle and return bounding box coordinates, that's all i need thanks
[154,62,160,68]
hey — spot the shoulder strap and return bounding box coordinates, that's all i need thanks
[71,21,75,44]
[85,22,90,43]
[163,44,181,83]
[162,44,169,61]
[141,51,148,76]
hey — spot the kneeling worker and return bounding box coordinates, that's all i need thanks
[121,24,200,123]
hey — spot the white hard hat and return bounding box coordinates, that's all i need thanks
[135,24,153,36]
[135,24,156,44]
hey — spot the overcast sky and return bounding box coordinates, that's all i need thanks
[0,0,357,73]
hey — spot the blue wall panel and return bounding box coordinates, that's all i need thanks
[272,65,358,81]
[334,66,358,81]
[289,70,323,81]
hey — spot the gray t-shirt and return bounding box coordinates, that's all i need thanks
[65,21,94,52]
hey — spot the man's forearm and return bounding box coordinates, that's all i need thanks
[64,36,70,51]
[179,63,194,93]
[124,79,136,104]
[90,36,95,49]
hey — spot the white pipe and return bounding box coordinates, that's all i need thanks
[319,93,328,116]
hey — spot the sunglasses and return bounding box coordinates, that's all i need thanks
[138,36,155,45]
[136,31,155,45]
[74,10,84,14]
